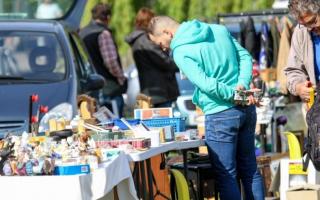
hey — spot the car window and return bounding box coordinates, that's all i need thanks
[69,32,94,93]
[0,31,66,82]
[0,0,74,20]
[69,32,93,77]
[71,33,94,75]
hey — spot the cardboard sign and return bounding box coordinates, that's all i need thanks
[134,107,173,120]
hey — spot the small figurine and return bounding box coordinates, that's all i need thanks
[2,161,12,176]
[25,160,35,176]
[0,136,15,175]
[42,156,54,175]
[9,159,18,175]
[16,161,27,176]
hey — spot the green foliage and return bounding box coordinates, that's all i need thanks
[55,0,73,13]
[131,0,149,13]
[154,0,188,22]
[80,0,100,28]
[109,0,135,55]
[188,0,205,20]
[255,0,274,10]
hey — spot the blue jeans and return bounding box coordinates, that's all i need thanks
[205,106,264,200]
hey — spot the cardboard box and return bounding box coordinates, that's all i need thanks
[54,164,90,175]
[158,126,174,142]
[280,159,320,200]
[94,138,151,149]
[134,107,172,120]
[260,68,277,82]
[287,184,320,200]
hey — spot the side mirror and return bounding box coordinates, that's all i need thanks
[84,74,105,91]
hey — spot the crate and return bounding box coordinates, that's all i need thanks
[113,119,140,130]
[142,117,186,132]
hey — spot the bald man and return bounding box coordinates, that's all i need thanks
[148,16,265,200]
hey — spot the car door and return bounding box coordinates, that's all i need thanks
[68,32,96,93]
[59,0,87,31]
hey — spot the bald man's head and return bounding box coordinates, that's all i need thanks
[147,16,180,51]
[148,16,179,35]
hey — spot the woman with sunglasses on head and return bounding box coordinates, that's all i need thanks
[285,0,320,102]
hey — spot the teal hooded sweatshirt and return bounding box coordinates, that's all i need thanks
[170,20,253,115]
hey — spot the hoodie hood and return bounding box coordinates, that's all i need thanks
[171,20,212,50]
[125,29,145,45]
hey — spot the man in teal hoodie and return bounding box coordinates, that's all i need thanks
[148,16,264,200]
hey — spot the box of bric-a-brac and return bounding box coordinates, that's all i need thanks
[287,184,320,200]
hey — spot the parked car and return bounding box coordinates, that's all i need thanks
[0,0,105,137]
[173,72,197,127]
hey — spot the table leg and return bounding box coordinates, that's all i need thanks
[260,124,267,153]
[139,161,148,200]
[133,163,141,199]
[182,150,197,200]
[146,158,154,200]
[197,169,202,200]
[182,150,188,179]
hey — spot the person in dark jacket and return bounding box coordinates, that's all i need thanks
[125,7,179,108]
[240,16,259,61]
[80,3,127,117]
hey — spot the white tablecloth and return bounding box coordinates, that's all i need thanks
[0,152,138,200]
[127,139,205,162]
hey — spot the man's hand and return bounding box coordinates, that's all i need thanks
[235,85,261,106]
[236,85,245,91]
[117,76,126,85]
[247,88,262,106]
[296,81,313,102]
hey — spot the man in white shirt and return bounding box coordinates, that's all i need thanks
[35,0,62,19]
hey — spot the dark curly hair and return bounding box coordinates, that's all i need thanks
[91,3,112,21]
[288,0,320,19]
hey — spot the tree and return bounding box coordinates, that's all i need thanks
[255,0,274,10]
[80,0,100,28]
[232,0,243,13]
[154,0,188,22]
[241,0,255,12]
[110,0,135,55]
[132,0,149,13]
[188,0,207,20]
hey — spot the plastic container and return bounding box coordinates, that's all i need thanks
[113,119,140,130]
[54,164,90,175]
[142,117,186,132]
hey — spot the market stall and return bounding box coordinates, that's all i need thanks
[0,152,137,200]
[0,93,207,200]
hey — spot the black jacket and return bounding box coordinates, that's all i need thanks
[80,21,126,97]
[125,30,180,105]
[240,16,259,61]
